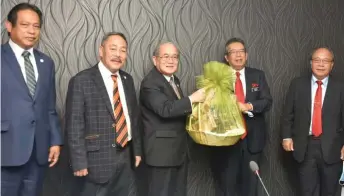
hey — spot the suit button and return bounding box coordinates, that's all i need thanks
[112,144,116,147]
[31,120,35,125]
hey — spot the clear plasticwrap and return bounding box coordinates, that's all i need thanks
[186,61,245,146]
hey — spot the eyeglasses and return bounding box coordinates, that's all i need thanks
[227,49,246,55]
[312,58,333,65]
[158,55,179,62]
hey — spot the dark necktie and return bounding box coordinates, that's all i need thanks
[111,74,128,147]
[235,71,247,139]
[312,80,323,137]
[22,51,36,97]
[169,77,181,99]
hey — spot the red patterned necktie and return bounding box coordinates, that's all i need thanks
[111,74,128,147]
[312,80,323,137]
[235,71,247,139]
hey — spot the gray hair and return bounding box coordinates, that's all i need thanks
[101,32,128,46]
[153,41,179,57]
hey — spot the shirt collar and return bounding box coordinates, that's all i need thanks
[98,61,119,78]
[163,74,174,82]
[9,39,34,58]
[235,67,245,76]
[311,75,329,86]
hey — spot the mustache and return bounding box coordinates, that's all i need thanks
[110,57,122,63]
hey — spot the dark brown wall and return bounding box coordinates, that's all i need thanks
[2,0,344,195]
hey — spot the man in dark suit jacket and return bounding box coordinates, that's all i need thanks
[1,3,63,196]
[210,38,272,196]
[282,47,344,196]
[140,42,205,196]
[65,32,142,196]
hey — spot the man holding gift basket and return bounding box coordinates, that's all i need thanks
[140,42,206,196]
[209,38,273,196]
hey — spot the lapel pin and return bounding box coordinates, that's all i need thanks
[40,59,44,63]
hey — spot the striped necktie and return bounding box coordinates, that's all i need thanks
[111,74,128,147]
[22,51,36,97]
[169,77,181,99]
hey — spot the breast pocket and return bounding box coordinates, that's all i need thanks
[85,134,100,151]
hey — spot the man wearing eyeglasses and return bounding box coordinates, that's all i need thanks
[139,42,205,196]
[282,47,344,196]
[209,38,272,196]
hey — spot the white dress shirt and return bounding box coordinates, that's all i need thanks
[8,39,39,82]
[309,75,328,135]
[98,61,132,140]
[163,75,173,83]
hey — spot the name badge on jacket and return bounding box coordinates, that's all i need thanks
[251,83,259,92]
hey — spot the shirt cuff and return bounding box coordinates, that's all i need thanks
[188,96,193,109]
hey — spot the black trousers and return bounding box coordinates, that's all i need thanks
[298,137,341,196]
[79,144,136,196]
[146,161,188,196]
[210,142,241,196]
[237,138,262,196]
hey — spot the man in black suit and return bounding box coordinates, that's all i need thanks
[210,38,272,196]
[65,32,142,196]
[282,47,344,196]
[139,42,205,196]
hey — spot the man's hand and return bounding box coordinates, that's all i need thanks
[189,88,206,103]
[238,102,252,112]
[48,145,61,167]
[282,139,294,151]
[135,156,142,167]
[74,169,88,177]
[341,146,344,160]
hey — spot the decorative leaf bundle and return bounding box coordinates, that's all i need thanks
[186,61,245,146]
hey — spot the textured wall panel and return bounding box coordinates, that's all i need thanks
[2,0,344,195]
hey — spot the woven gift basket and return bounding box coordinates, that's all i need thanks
[186,61,245,146]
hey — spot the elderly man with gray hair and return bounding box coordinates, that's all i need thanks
[140,41,205,196]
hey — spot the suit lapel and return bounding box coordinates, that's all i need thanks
[33,50,45,100]
[244,68,252,102]
[305,76,312,114]
[322,77,333,118]
[153,68,180,99]
[91,65,115,120]
[3,43,31,96]
[119,70,132,114]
